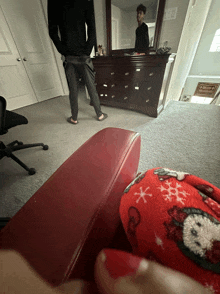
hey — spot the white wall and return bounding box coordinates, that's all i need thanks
[159,0,190,52]
[111,4,122,49]
[165,0,213,105]
[120,8,132,49]
[188,0,220,77]
[111,7,135,50]
[181,0,220,101]
[111,5,135,50]
[94,0,107,49]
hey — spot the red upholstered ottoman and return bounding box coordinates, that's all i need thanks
[0,127,140,286]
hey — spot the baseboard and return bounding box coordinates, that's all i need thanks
[157,104,164,115]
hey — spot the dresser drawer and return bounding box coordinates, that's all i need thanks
[129,82,161,108]
[95,67,116,83]
[96,80,135,92]
[132,67,163,82]
[97,67,163,84]
[97,85,131,104]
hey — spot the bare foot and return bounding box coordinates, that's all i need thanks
[71,118,77,124]
[97,113,108,121]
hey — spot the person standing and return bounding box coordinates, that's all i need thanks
[47,0,108,124]
[135,4,149,53]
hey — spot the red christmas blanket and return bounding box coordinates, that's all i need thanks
[120,167,220,293]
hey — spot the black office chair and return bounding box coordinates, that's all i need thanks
[0,96,48,175]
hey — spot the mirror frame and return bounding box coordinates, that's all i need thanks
[106,0,166,55]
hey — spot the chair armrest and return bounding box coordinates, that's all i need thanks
[0,127,141,286]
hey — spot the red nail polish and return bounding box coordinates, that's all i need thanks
[103,249,143,279]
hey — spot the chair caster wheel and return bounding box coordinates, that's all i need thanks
[28,168,36,175]
[18,141,23,145]
[43,145,49,150]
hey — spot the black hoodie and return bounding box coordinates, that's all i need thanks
[48,0,96,56]
[135,22,149,53]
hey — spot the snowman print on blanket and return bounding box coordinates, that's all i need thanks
[164,206,220,273]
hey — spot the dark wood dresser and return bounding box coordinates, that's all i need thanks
[92,54,170,117]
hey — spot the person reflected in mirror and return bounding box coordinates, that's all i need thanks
[47,0,108,124]
[134,4,149,55]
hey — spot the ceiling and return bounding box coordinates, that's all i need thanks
[111,0,158,12]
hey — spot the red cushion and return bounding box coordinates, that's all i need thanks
[0,127,140,286]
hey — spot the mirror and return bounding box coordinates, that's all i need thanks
[106,0,166,55]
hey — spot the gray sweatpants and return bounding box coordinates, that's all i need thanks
[64,55,102,121]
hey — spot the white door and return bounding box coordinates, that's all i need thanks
[0,5,38,110]
[0,0,64,103]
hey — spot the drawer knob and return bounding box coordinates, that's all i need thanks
[125,72,130,75]
[112,95,115,98]
[100,94,104,96]
[149,72,154,76]
[135,86,139,90]
[125,85,128,88]
[146,99,149,103]
[147,87,152,91]
[103,84,108,87]
[124,97,128,100]
[105,94,108,96]
[111,84,115,88]
[136,69,141,72]
[111,72,115,75]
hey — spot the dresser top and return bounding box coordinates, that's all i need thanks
[92,54,170,67]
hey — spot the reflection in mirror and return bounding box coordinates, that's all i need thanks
[111,0,159,50]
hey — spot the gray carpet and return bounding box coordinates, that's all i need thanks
[132,100,220,189]
[0,88,153,218]
[1,93,219,218]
